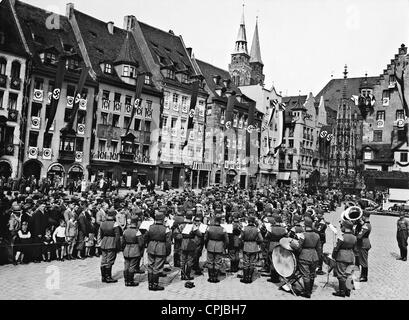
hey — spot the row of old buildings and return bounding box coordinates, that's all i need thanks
[0,0,408,191]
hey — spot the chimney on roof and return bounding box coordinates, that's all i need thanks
[107,21,114,35]
[169,30,175,35]
[66,3,74,18]
[124,15,136,31]
[186,47,192,58]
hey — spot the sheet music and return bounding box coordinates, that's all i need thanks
[222,224,233,234]
[264,222,272,233]
[199,223,208,233]
[182,224,194,235]
[139,220,154,230]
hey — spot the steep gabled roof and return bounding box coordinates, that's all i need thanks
[74,9,147,83]
[138,21,194,75]
[0,0,28,57]
[282,95,308,111]
[15,0,81,69]
[249,20,263,65]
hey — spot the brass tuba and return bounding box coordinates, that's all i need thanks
[340,206,363,224]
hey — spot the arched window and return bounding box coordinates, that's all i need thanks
[0,57,7,75]
[11,61,21,79]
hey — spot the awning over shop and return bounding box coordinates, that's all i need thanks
[192,162,212,171]
[277,172,291,180]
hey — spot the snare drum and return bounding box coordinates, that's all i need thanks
[272,246,297,279]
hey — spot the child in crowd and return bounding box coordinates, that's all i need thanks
[53,219,66,261]
[66,215,78,260]
[42,228,54,262]
[14,221,31,265]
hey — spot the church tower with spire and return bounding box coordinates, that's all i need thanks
[229,5,252,86]
[249,17,265,85]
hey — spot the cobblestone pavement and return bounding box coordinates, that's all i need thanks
[1,206,407,300]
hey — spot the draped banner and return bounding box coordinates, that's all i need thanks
[61,64,90,135]
[125,72,145,136]
[45,56,67,134]
[183,80,200,148]
[224,93,236,129]
[272,102,286,155]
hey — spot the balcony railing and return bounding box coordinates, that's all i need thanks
[8,109,18,122]
[113,101,122,112]
[92,151,120,162]
[102,99,110,111]
[119,152,134,163]
[58,150,75,162]
[0,74,7,88]
[10,77,21,90]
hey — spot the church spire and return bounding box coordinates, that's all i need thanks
[234,4,248,54]
[250,17,263,65]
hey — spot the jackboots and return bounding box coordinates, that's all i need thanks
[105,266,118,283]
[300,279,311,299]
[101,267,107,283]
[333,279,346,297]
[153,274,164,291]
[240,268,249,283]
[267,269,280,283]
[148,273,155,291]
[124,271,138,287]
[360,267,368,282]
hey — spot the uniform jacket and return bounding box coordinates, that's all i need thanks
[298,230,321,262]
[30,209,48,237]
[228,221,242,250]
[313,218,327,243]
[267,225,287,252]
[241,225,263,253]
[205,224,228,253]
[122,226,144,258]
[99,218,121,251]
[397,217,409,246]
[144,222,172,256]
[332,232,357,263]
[172,216,185,241]
[179,223,201,252]
[356,221,371,250]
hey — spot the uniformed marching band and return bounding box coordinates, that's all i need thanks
[84,186,376,298]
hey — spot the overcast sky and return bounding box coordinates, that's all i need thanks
[25,0,409,96]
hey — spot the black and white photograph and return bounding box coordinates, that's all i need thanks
[0,0,409,309]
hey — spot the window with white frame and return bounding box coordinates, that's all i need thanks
[364,151,372,160]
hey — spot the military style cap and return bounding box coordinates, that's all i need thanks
[342,220,354,230]
[155,211,165,221]
[304,217,313,227]
[247,216,256,224]
[107,208,116,217]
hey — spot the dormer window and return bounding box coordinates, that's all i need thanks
[364,151,373,161]
[63,44,74,52]
[165,69,175,80]
[40,52,57,65]
[66,58,79,70]
[389,75,396,87]
[144,75,151,85]
[180,74,189,84]
[104,63,113,74]
[123,65,136,78]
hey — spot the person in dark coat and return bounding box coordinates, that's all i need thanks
[332,220,357,298]
[266,215,287,283]
[76,208,87,259]
[240,216,263,284]
[172,209,185,268]
[30,202,48,263]
[355,212,371,282]
[313,209,327,275]
[297,217,321,299]
[204,214,228,283]
[227,213,242,273]
[144,211,172,291]
[192,214,205,275]
[99,208,122,283]
[179,211,200,281]
[397,211,409,261]
[122,217,144,287]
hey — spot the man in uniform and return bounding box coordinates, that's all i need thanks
[227,213,242,273]
[266,215,287,283]
[396,211,409,261]
[297,217,321,299]
[172,208,185,268]
[313,209,327,275]
[99,208,122,283]
[356,212,371,282]
[240,216,263,284]
[332,220,357,297]
[204,214,228,283]
[144,211,172,291]
[122,217,144,287]
[179,211,198,281]
[192,214,205,275]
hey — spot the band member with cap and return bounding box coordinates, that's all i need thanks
[99,208,122,283]
[332,220,357,298]
[204,214,228,283]
[227,213,242,273]
[266,214,287,284]
[192,214,205,275]
[297,216,321,299]
[355,211,371,282]
[179,211,198,281]
[144,211,172,291]
[240,215,263,284]
[397,211,409,261]
[122,217,144,287]
[313,209,327,275]
[172,209,185,268]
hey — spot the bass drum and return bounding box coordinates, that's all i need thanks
[272,246,297,279]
